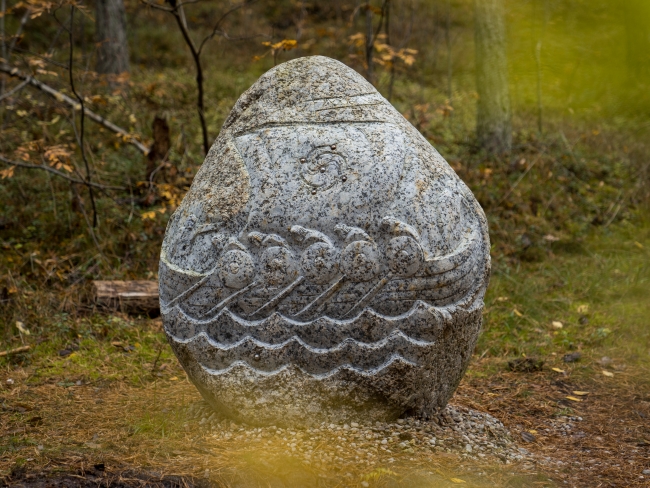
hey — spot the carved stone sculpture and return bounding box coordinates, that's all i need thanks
[160,56,490,426]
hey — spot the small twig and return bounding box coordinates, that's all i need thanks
[68,6,97,227]
[0,345,31,357]
[197,0,259,54]
[497,151,545,206]
[0,64,149,154]
[0,78,28,101]
[0,155,127,190]
[70,181,104,256]
[8,8,31,55]
[151,344,163,374]
[9,47,70,69]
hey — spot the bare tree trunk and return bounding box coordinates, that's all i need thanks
[624,0,650,83]
[95,0,130,74]
[474,0,511,154]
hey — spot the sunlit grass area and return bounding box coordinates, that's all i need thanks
[481,217,650,365]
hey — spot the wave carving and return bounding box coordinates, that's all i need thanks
[162,299,479,348]
[174,330,430,375]
[198,354,418,379]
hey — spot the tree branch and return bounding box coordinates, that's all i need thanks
[68,6,97,227]
[0,155,127,190]
[197,0,258,55]
[0,78,28,101]
[0,63,149,154]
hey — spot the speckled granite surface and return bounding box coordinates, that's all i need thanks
[159,56,491,426]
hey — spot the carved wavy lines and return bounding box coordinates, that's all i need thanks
[173,330,433,376]
[163,300,460,348]
[198,354,417,379]
[173,329,432,351]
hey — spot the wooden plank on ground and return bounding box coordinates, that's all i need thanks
[93,280,159,315]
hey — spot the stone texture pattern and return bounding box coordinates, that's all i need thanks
[160,56,491,426]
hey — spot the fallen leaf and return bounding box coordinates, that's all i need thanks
[552,367,565,373]
[634,241,644,249]
[496,296,509,302]
[577,304,589,313]
[552,321,563,330]
[566,396,582,402]
[602,370,614,377]
[170,376,179,381]
[513,309,523,317]
[16,321,30,335]
[450,479,466,484]
[572,391,589,396]
[521,431,536,442]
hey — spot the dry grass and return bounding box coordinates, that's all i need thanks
[0,371,551,487]
[459,357,650,487]
[2,349,649,487]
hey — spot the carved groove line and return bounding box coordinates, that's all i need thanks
[199,354,417,379]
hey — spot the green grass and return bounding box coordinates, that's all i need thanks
[480,216,650,365]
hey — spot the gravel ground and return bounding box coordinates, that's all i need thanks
[187,402,541,469]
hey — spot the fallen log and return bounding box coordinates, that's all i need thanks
[93,280,159,316]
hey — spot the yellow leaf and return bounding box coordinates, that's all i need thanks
[16,321,30,335]
[496,296,509,302]
[36,69,58,76]
[141,211,157,220]
[450,479,466,484]
[577,304,589,313]
[552,367,565,373]
[0,166,15,179]
[513,308,523,317]
[170,376,179,381]
[566,396,582,402]
[602,370,614,377]
[552,321,563,329]
[572,391,589,396]
[634,241,644,249]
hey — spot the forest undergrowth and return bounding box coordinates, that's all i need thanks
[1,1,650,486]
